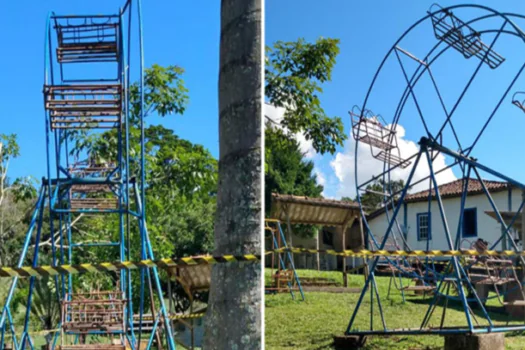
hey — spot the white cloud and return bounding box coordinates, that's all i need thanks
[264,103,316,159]
[330,123,457,199]
[314,168,326,186]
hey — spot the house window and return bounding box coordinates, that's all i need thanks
[417,213,431,241]
[462,208,478,237]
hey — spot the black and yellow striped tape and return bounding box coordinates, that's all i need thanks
[0,255,260,279]
[3,248,524,279]
[270,247,525,257]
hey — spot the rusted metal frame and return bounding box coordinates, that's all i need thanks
[57,23,117,32]
[59,37,117,47]
[59,57,118,64]
[52,15,120,20]
[59,33,116,41]
[431,10,480,59]
[47,100,120,105]
[58,49,118,56]
[46,84,121,90]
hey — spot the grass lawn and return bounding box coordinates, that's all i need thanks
[265,269,525,349]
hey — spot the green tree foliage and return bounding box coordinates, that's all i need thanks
[357,179,406,211]
[0,134,38,265]
[265,37,346,155]
[12,278,60,338]
[71,64,217,260]
[265,124,323,238]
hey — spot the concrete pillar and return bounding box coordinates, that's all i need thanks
[443,333,504,350]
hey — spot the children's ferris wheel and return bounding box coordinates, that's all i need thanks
[0,1,178,349]
[348,4,525,336]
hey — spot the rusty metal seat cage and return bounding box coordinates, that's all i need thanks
[350,106,411,169]
[53,15,120,64]
[61,292,126,333]
[44,84,122,130]
[429,3,505,69]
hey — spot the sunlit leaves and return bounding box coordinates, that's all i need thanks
[266,38,346,155]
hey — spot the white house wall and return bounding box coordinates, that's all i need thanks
[367,188,522,252]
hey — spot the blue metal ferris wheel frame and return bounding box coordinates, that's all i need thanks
[0,1,178,349]
[349,4,525,336]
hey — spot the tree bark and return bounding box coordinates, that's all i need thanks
[203,0,262,349]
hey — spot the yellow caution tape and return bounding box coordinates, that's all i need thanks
[0,255,261,279]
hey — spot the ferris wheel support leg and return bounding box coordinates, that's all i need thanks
[134,182,177,350]
[346,151,423,334]
[454,167,472,250]
[457,262,494,329]
[424,147,494,329]
[424,147,454,249]
[0,186,46,334]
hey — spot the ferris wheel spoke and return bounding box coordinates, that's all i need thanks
[453,166,472,249]
[435,19,508,142]
[426,68,464,152]
[394,48,433,139]
[489,198,525,251]
[471,167,524,253]
[351,5,525,337]
[465,60,525,157]
[423,147,454,248]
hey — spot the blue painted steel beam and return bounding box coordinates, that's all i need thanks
[420,137,525,190]
[347,151,423,334]
[0,187,45,331]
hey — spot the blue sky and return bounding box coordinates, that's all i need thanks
[266,0,525,199]
[4,1,525,200]
[1,0,220,180]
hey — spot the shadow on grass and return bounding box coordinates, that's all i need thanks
[407,295,518,324]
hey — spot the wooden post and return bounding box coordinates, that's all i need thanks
[285,205,294,269]
[342,222,348,287]
[316,226,320,271]
[521,191,525,254]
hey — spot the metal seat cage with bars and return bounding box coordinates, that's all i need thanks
[346,3,525,337]
[350,106,411,169]
[0,1,178,350]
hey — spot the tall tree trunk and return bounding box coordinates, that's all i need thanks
[203,0,262,349]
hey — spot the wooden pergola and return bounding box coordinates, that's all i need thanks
[270,193,364,277]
